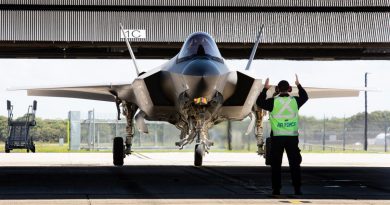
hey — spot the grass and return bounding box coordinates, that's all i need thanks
[0,143,91,153]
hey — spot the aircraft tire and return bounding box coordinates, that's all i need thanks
[194,144,204,166]
[113,137,124,166]
[5,143,10,153]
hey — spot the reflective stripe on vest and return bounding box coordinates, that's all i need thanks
[270,96,299,136]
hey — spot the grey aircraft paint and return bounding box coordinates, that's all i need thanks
[115,32,261,124]
[20,31,359,166]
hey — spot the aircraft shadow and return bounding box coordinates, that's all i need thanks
[0,166,389,200]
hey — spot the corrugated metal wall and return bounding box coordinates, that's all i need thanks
[1,11,390,43]
[1,0,390,7]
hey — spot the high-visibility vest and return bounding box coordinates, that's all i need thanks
[270,96,299,136]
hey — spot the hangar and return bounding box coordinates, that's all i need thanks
[0,0,390,59]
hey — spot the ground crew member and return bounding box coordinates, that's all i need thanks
[257,74,308,195]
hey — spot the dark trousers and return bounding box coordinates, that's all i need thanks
[270,136,302,190]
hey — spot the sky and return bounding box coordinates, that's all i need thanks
[0,58,389,120]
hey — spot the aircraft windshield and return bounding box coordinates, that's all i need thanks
[178,32,223,62]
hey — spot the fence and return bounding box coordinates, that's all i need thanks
[78,112,390,153]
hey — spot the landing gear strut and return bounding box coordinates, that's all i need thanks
[122,102,137,155]
[193,125,213,166]
[176,96,220,166]
[112,101,137,166]
[255,109,265,155]
[176,119,213,166]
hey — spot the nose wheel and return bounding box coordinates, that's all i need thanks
[113,137,125,166]
[194,143,205,166]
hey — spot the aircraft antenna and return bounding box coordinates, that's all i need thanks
[245,24,264,71]
[120,23,140,76]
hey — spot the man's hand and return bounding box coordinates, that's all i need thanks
[295,74,300,86]
[264,78,271,89]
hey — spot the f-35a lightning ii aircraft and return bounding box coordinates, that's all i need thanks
[20,26,359,166]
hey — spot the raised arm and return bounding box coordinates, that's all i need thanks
[256,78,274,111]
[295,74,308,108]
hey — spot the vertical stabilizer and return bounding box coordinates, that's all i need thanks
[120,23,140,76]
[245,25,264,71]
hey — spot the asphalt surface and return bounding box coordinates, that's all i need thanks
[0,153,389,205]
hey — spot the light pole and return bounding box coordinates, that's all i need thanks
[364,72,369,151]
[227,120,232,151]
[385,123,388,152]
[323,115,326,151]
[343,115,346,151]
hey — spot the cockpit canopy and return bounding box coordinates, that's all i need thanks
[177,32,223,63]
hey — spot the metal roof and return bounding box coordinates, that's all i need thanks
[1,0,390,7]
[1,1,390,59]
[1,10,389,43]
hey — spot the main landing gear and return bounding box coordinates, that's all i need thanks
[255,109,265,155]
[112,101,137,166]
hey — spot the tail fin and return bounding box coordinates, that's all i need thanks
[120,23,140,76]
[245,24,264,71]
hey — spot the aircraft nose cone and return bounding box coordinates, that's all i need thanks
[182,59,221,76]
[184,77,218,100]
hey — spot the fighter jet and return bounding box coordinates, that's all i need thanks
[17,26,360,166]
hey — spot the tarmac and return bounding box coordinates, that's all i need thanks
[0,152,389,205]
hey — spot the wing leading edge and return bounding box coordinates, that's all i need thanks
[10,83,133,102]
[14,84,359,102]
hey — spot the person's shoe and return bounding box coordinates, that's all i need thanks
[294,188,303,195]
[272,190,280,195]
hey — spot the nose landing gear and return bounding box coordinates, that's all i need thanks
[193,126,213,166]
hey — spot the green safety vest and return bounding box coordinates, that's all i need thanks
[270,96,299,136]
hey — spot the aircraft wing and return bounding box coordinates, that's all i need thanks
[9,83,133,102]
[265,86,360,99]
